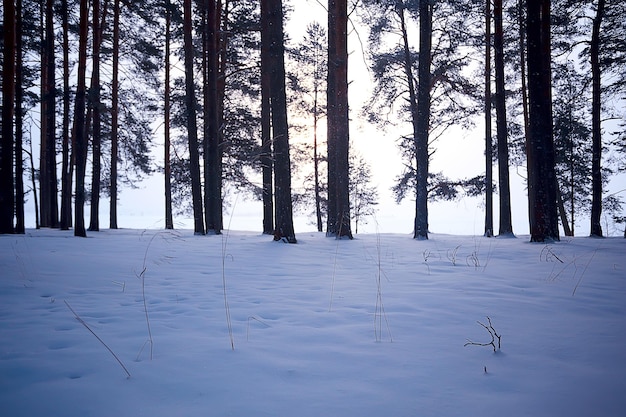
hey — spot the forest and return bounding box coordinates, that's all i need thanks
[1,0,625,241]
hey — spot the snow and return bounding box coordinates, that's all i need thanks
[1,228,625,417]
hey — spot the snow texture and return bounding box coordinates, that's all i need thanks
[1,229,625,417]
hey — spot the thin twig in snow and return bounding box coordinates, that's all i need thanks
[64,300,131,379]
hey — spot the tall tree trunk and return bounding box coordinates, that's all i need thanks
[526,0,559,242]
[559,90,574,237]
[414,0,432,240]
[27,139,40,229]
[14,0,25,234]
[326,0,352,238]
[217,0,226,230]
[110,0,120,229]
[494,0,513,236]
[590,0,605,237]
[326,1,338,236]
[260,8,274,235]
[89,0,102,231]
[60,0,72,230]
[518,0,532,235]
[262,0,296,243]
[398,3,422,238]
[556,184,572,236]
[40,0,59,228]
[164,0,174,230]
[183,0,206,235]
[0,0,16,233]
[313,91,323,232]
[484,0,493,237]
[203,0,222,234]
[74,0,90,237]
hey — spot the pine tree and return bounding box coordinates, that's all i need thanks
[1,0,16,234]
[39,0,59,228]
[73,0,89,237]
[414,0,432,239]
[60,0,72,230]
[526,0,559,242]
[261,0,296,243]
[202,0,222,235]
[88,0,102,232]
[493,0,513,236]
[327,0,352,239]
[183,0,206,235]
[290,21,327,232]
[164,0,174,230]
[14,0,25,234]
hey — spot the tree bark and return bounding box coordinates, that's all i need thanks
[203,0,222,234]
[40,0,59,228]
[526,0,559,242]
[262,0,296,243]
[260,6,274,235]
[110,0,120,229]
[74,0,90,237]
[89,0,102,231]
[494,0,513,236]
[414,0,432,240]
[590,0,605,237]
[313,97,323,233]
[556,183,573,236]
[164,0,174,230]
[183,0,206,235]
[60,0,72,230]
[518,0,532,235]
[14,0,25,234]
[484,0,493,237]
[326,0,352,238]
[0,0,16,233]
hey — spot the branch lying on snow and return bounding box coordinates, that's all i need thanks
[464,316,501,352]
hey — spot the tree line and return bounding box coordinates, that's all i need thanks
[1,0,625,242]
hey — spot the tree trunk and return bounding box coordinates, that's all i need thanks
[164,0,174,230]
[183,0,206,235]
[494,0,513,236]
[89,0,102,232]
[60,0,72,230]
[0,0,16,233]
[260,8,274,235]
[14,0,25,234]
[217,0,226,230]
[313,98,323,232]
[590,0,605,237]
[74,0,90,237]
[526,0,559,242]
[414,0,432,240]
[40,0,59,228]
[203,0,222,234]
[326,2,338,236]
[518,0,531,236]
[556,183,573,236]
[484,0,493,237]
[110,0,120,229]
[326,0,352,239]
[262,0,296,243]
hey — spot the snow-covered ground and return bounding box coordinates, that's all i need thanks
[1,228,625,417]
